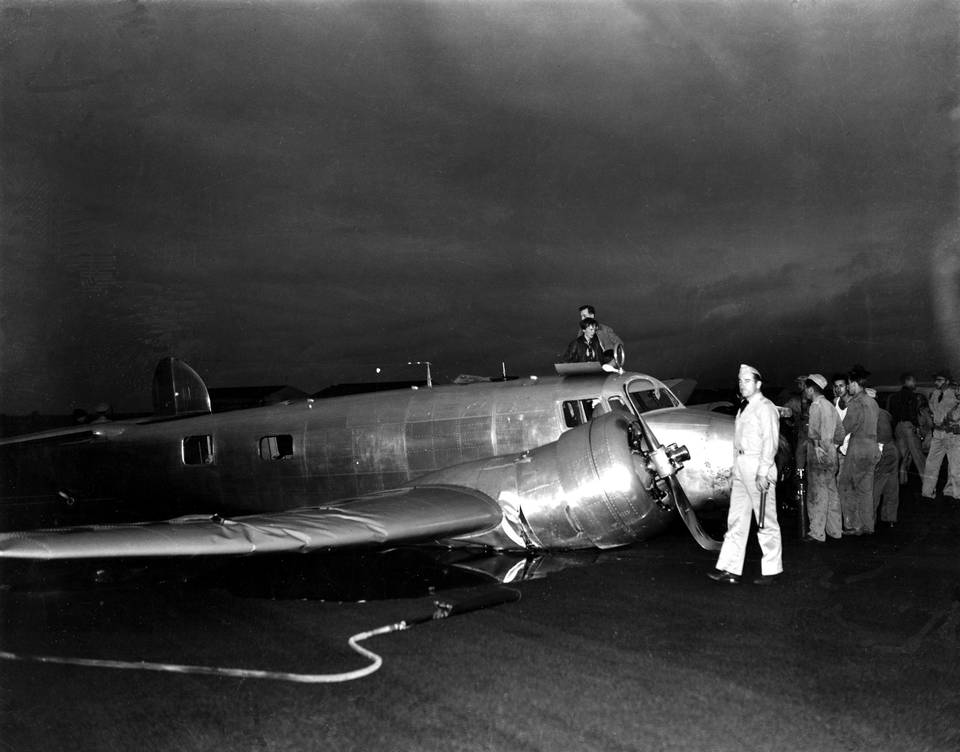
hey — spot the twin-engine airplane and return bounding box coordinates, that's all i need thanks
[0,358,735,560]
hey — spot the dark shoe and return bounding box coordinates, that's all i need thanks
[708,569,740,584]
[753,574,781,585]
[802,535,825,543]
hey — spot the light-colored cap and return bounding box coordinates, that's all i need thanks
[807,373,828,390]
[738,363,761,380]
[865,387,877,398]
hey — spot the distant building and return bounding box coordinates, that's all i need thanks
[312,381,428,399]
[207,385,309,412]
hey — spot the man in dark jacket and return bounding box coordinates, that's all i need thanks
[870,389,900,527]
[563,318,605,363]
[886,372,927,483]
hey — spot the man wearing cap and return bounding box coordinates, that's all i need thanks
[838,370,880,535]
[887,372,927,484]
[802,374,844,542]
[709,364,783,585]
[921,371,960,499]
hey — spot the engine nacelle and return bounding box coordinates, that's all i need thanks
[417,411,676,551]
[643,408,735,511]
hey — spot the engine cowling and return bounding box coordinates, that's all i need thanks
[417,411,677,550]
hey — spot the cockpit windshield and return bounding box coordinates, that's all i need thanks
[626,379,678,414]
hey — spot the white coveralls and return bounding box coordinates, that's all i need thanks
[922,388,960,499]
[805,395,843,541]
[716,393,783,577]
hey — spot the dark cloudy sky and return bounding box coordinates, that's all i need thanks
[1,0,958,413]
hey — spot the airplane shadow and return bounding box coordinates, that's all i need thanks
[0,546,608,602]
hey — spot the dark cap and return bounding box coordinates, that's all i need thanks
[932,369,952,381]
[847,364,871,384]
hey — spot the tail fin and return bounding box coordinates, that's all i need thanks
[151,358,211,417]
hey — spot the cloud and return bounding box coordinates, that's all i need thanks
[0,0,956,410]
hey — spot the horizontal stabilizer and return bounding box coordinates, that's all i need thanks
[0,486,502,560]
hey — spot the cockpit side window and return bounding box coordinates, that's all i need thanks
[562,400,582,427]
[608,396,628,412]
[561,398,602,428]
[626,381,678,414]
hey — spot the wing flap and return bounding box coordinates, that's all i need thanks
[0,485,502,560]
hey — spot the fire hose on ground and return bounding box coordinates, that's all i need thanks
[0,587,521,684]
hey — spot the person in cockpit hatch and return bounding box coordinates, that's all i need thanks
[577,304,623,360]
[562,318,607,364]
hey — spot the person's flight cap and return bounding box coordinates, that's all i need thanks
[738,364,761,380]
[806,373,828,390]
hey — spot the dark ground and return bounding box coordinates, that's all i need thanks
[1,482,958,752]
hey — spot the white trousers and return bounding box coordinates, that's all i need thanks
[716,455,783,577]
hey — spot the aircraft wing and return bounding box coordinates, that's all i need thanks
[0,485,502,560]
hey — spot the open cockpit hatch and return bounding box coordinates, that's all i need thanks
[151,358,212,418]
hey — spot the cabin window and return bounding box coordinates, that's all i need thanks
[259,434,294,460]
[561,398,601,428]
[182,435,214,465]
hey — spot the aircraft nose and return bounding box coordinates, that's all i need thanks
[643,408,735,511]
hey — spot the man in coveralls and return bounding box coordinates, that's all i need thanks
[709,364,783,585]
[838,370,880,535]
[803,374,844,542]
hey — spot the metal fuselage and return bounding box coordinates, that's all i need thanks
[0,372,735,549]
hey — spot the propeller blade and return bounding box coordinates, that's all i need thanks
[634,416,723,552]
[668,476,722,551]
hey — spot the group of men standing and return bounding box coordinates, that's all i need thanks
[803,369,885,540]
[800,368,960,543]
[710,363,960,586]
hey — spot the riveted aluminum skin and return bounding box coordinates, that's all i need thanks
[420,411,675,551]
[644,408,735,511]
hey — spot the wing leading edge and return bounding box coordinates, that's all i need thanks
[0,485,503,560]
